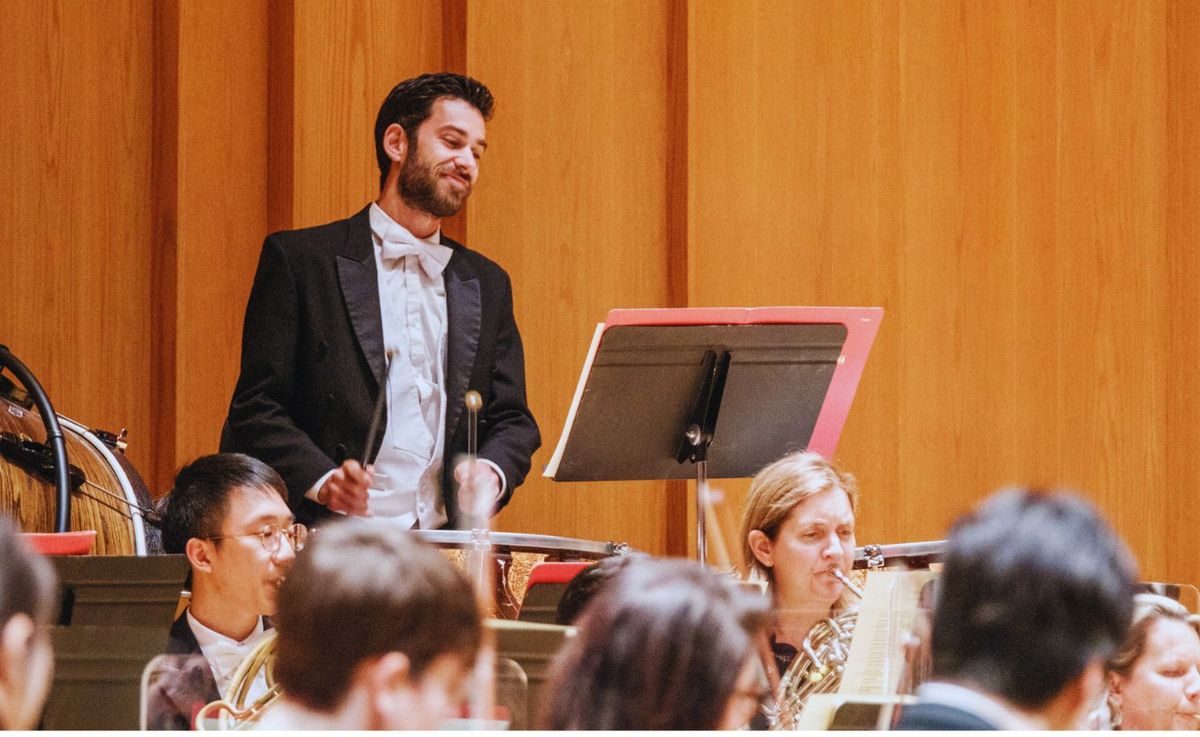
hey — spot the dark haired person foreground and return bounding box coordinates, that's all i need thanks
[895,488,1137,730]
[256,521,481,729]
[221,72,539,530]
[540,558,770,730]
[150,453,300,729]
[554,554,638,626]
[0,516,56,730]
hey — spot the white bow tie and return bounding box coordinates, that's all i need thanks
[205,640,253,687]
[379,234,452,278]
[207,639,248,664]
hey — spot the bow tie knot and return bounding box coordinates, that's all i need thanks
[207,639,249,664]
[380,234,450,278]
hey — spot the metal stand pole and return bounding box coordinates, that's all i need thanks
[696,460,708,566]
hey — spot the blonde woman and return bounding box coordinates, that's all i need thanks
[1104,593,1200,730]
[741,450,859,681]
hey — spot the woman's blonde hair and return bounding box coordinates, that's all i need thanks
[1109,593,1200,676]
[1103,593,1200,727]
[740,450,859,586]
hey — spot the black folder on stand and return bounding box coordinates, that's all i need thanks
[544,307,883,562]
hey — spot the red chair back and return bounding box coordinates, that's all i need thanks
[518,561,593,624]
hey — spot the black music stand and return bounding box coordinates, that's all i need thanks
[545,307,883,564]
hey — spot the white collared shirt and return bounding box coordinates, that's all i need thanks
[366,203,451,529]
[186,610,270,703]
[307,204,506,527]
[307,204,508,525]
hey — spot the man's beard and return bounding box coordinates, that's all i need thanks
[399,150,470,218]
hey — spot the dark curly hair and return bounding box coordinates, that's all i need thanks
[373,72,494,190]
[0,515,56,629]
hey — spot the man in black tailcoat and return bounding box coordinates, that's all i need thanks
[221,73,539,529]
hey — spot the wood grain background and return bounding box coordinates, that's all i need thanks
[1,0,1197,586]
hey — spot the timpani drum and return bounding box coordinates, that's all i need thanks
[405,530,631,618]
[0,393,155,555]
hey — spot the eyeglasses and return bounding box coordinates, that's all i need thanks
[203,523,308,553]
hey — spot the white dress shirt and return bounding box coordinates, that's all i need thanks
[186,610,270,703]
[365,203,451,529]
[307,203,505,528]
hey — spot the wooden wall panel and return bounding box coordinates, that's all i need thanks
[3,0,1196,585]
[0,0,157,481]
[689,0,1198,585]
[286,0,446,229]
[466,0,683,555]
[889,0,1067,540]
[1054,0,1171,578]
[168,0,271,491]
[1164,0,1200,587]
[688,0,906,561]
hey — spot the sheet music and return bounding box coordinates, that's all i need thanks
[543,323,605,478]
[838,569,936,695]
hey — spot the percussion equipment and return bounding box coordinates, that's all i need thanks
[461,388,497,724]
[853,540,945,570]
[1,345,71,531]
[407,530,629,617]
[1,392,155,555]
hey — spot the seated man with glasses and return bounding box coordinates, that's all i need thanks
[151,453,304,729]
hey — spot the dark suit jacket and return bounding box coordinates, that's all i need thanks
[220,206,541,527]
[146,614,221,730]
[892,701,999,730]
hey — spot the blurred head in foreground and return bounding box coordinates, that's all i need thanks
[554,554,638,626]
[0,516,56,730]
[541,557,770,730]
[268,522,481,729]
[927,488,1136,729]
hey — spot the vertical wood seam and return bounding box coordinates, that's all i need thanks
[267,0,294,233]
[664,0,690,558]
[441,0,470,244]
[150,0,180,495]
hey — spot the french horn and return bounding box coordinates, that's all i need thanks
[766,566,863,730]
[195,631,281,730]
